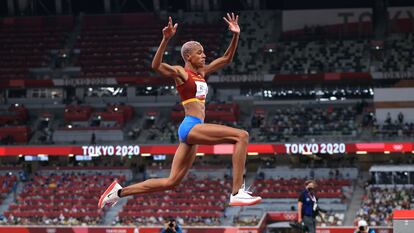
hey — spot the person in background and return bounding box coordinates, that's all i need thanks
[297,180,318,233]
[354,220,376,233]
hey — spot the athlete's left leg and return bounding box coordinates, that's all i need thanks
[98,143,197,208]
[120,143,197,196]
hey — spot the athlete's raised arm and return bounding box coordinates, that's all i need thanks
[151,17,181,78]
[205,13,240,75]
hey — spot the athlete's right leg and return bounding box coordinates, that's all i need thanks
[120,143,197,196]
[98,143,197,208]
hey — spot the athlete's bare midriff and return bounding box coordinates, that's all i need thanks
[183,101,205,121]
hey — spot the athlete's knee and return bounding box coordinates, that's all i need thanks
[237,130,249,144]
[164,177,182,189]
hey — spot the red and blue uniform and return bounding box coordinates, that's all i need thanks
[176,69,208,105]
[176,69,208,143]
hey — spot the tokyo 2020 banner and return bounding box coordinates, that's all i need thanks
[0,142,412,156]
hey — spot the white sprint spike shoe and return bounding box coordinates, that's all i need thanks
[229,183,262,206]
[98,180,123,209]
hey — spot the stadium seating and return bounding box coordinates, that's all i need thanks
[0,174,17,205]
[0,104,31,144]
[255,178,351,199]
[279,39,369,74]
[4,170,127,225]
[221,11,277,74]
[52,104,134,143]
[375,33,414,72]
[372,111,414,138]
[250,104,359,143]
[355,187,413,226]
[0,16,73,80]
[75,14,162,78]
[177,23,223,63]
[63,104,134,126]
[117,177,230,226]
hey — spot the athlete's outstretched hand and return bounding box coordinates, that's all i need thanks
[223,12,240,35]
[162,16,177,40]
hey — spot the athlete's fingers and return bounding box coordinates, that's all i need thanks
[223,17,230,25]
[168,16,172,27]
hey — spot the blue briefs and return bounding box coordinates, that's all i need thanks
[178,115,203,143]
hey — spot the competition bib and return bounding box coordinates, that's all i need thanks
[195,81,208,100]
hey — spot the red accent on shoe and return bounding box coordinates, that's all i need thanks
[98,180,118,208]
